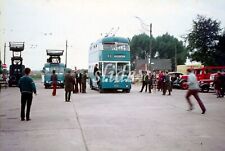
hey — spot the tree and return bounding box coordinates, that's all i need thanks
[215,32,225,65]
[155,33,188,70]
[130,33,156,68]
[186,15,221,65]
[130,33,188,71]
[130,34,150,60]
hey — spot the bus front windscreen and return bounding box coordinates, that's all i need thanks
[103,62,116,76]
[45,66,64,74]
[117,63,129,75]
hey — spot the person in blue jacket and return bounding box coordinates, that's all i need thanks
[18,68,37,121]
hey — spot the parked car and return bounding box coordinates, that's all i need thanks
[168,72,185,89]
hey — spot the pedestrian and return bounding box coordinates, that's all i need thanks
[148,72,153,93]
[51,70,57,96]
[162,71,172,95]
[157,71,164,91]
[81,71,87,93]
[73,67,78,93]
[64,69,74,102]
[152,71,157,92]
[94,64,99,76]
[96,71,101,86]
[77,71,82,92]
[18,68,37,121]
[140,71,148,92]
[219,73,225,97]
[185,69,206,114]
[214,72,222,98]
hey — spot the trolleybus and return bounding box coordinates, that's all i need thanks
[88,36,131,93]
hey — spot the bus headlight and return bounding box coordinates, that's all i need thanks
[104,78,109,82]
[123,78,131,83]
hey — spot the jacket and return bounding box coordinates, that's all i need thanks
[64,73,74,92]
[18,75,36,94]
[187,72,200,90]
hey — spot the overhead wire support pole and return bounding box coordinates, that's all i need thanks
[175,44,177,72]
[134,16,153,71]
[149,23,152,71]
[65,40,68,68]
[4,42,6,64]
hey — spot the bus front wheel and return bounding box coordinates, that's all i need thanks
[99,88,104,93]
[123,89,130,93]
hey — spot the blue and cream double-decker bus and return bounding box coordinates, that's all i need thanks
[88,36,131,93]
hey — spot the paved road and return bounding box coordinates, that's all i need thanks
[1,81,225,151]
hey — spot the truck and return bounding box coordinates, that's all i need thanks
[178,66,225,92]
[42,50,65,88]
[8,42,25,87]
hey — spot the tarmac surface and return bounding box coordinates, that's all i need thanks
[1,81,225,151]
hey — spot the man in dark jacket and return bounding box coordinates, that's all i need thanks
[81,71,87,93]
[18,68,37,121]
[162,71,172,95]
[64,70,75,102]
[73,67,79,93]
[140,71,148,92]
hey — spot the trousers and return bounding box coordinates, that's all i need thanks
[21,93,33,120]
[186,89,206,111]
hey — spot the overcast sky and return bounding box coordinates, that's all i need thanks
[0,0,225,70]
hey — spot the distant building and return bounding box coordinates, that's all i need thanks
[134,58,172,73]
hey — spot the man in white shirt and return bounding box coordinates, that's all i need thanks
[185,69,206,114]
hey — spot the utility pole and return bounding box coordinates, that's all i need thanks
[134,16,153,71]
[65,40,68,68]
[4,42,6,64]
[174,44,177,72]
[149,23,152,71]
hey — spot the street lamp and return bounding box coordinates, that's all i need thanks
[135,16,152,71]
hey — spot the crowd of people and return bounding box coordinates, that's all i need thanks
[139,70,172,95]
[18,67,225,121]
[51,67,88,102]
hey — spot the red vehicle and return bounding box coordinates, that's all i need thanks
[179,66,225,92]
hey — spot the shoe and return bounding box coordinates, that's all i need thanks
[187,106,193,111]
[202,109,206,114]
[139,91,142,92]
[21,118,25,121]
[26,118,31,121]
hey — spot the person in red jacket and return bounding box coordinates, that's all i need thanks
[51,70,57,96]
